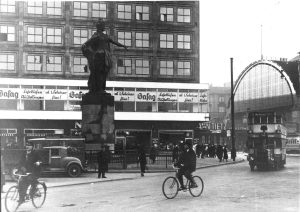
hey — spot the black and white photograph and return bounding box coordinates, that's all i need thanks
[0,0,299,211]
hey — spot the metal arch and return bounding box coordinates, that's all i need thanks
[233,60,296,105]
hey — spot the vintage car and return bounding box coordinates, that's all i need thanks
[41,146,87,177]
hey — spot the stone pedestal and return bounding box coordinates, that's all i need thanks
[81,93,114,147]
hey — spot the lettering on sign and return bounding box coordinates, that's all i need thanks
[199,91,208,103]
[114,91,135,101]
[136,92,156,102]
[0,88,19,99]
[20,89,43,100]
[157,92,177,102]
[178,92,198,103]
[45,89,68,100]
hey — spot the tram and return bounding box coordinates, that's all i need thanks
[246,112,287,171]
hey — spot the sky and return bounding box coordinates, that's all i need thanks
[199,0,300,86]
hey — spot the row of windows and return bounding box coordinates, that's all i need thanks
[0,99,208,113]
[0,25,192,50]
[0,1,193,23]
[0,53,192,77]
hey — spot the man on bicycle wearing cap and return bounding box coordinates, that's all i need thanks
[17,142,42,204]
[174,140,197,190]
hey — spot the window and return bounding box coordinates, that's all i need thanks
[177,34,190,49]
[117,59,132,75]
[117,31,131,47]
[73,29,88,45]
[46,56,62,72]
[136,59,149,75]
[218,96,225,102]
[177,61,191,76]
[28,1,43,14]
[117,4,131,20]
[74,56,87,73]
[0,54,15,71]
[46,27,62,44]
[160,60,173,76]
[92,2,106,18]
[160,7,173,22]
[27,26,42,43]
[46,2,62,16]
[218,106,225,113]
[136,5,149,20]
[73,1,88,17]
[27,55,42,72]
[0,25,15,42]
[0,0,15,13]
[177,8,191,23]
[160,34,173,48]
[135,32,149,48]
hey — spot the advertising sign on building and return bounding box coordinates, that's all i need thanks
[136,92,156,102]
[157,92,177,102]
[178,92,198,103]
[44,89,68,100]
[113,91,135,101]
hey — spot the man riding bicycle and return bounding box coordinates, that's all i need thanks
[17,142,42,204]
[174,140,197,190]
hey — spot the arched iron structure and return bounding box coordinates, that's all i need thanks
[233,60,296,112]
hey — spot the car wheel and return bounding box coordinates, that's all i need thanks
[67,164,82,177]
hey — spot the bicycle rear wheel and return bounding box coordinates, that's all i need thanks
[5,186,20,212]
[31,182,47,208]
[189,176,204,197]
[162,176,179,199]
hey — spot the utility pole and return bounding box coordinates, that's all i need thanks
[230,58,236,160]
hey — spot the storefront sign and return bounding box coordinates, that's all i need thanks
[114,91,135,101]
[68,90,88,100]
[136,92,156,102]
[198,122,225,130]
[0,88,19,99]
[45,89,68,100]
[20,89,43,100]
[157,92,177,102]
[199,91,208,103]
[178,92,198,103]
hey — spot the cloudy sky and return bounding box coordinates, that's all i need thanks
[199,0,300,86]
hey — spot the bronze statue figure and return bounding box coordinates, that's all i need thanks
[81,19,128,93]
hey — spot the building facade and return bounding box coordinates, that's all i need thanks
[0,1,208,151]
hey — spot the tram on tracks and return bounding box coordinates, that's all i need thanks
[246,112,287,171]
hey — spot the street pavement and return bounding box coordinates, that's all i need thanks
[1,152,246,192]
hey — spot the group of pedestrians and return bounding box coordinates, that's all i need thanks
[195,143,236,162]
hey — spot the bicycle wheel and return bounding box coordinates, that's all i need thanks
[162,176,179,199]
[31,182,47,208]
[189,176,204,197]
[5,186,20,212]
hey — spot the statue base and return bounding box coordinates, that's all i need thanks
[81,92,115,147]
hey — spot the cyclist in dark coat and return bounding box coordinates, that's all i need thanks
[175,140,197,190]
[18,142,42,204]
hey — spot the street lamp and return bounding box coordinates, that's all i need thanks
[230,58,236,161]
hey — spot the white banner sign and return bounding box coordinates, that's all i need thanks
[178,92,198,103]
[113,91,135,101]
[136,92,156,102]
[157,92,177,102]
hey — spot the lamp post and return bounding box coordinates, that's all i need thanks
[230,58,236,161]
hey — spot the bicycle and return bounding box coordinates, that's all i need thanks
[4,170,47,212]
[162,166,204,199]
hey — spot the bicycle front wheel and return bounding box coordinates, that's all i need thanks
[5,186,20,212]
[189,176,204,197]
[31,182,47,208]
[162,176,179,199]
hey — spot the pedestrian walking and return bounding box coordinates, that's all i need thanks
[138,146,147,177]
[195,143,201,158]
[172,144,179,163]
[223,145,228,162]
[97,145,111,178]
[149,146,157,164]
[216,145,223,162]
[231,148,236,161]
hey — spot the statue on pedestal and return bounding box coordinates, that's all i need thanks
[81,19,128,93]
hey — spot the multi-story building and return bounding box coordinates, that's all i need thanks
[0,1,208,151]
